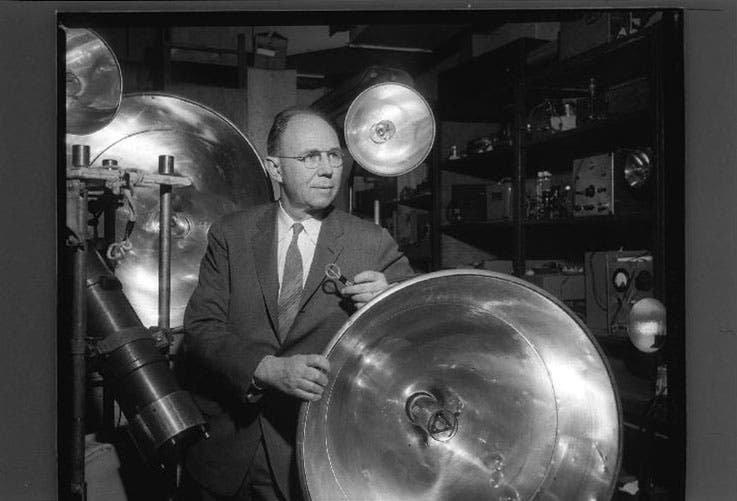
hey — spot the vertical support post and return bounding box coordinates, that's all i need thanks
[157,156,186,497]
[158,155,173,330]
[153,27,171,91]
[430,123,442,271]
[70,144,91,501]
[99,159,117,438]
[237,33,247,89]
[162,28,171,90]
[653,12,686,498]
[70,181,88,501]
[512,40,527,277]
[373,199,380,226]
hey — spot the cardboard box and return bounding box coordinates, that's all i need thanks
[486,180,512,221]
[558,12,630,60]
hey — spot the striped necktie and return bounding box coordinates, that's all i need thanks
[278,222,304,340]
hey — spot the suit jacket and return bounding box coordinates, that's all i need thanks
[181,202,414,499]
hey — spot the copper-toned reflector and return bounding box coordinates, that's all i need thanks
[628,297,666,353]
[344,82,435,177]
[64,27,123,135]
[67,93,273,327]
[299,270,621,501]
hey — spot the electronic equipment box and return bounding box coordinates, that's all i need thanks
[585,250,654,337]
[573,151,651,217]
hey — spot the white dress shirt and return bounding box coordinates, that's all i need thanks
[276,202,322,294]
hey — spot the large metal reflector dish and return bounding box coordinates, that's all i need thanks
[64,27,123,135]
[344,82,435,177]
[299,270,621,501]
[66,93,272,327]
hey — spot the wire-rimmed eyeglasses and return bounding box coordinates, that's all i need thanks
[276,149,344,169]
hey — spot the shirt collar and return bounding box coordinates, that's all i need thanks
[277,201,321,244]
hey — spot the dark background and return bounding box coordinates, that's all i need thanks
[1,1,735,500]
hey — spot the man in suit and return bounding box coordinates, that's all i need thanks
[180,107,414,500]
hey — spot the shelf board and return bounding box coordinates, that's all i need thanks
[441,221,515,259]
[442,147,513,178]
[523,213,651,226]
[394,192,432,211]
[441,215,652,259]
[372,193,433,214]
[441,221,514,232]
[438,27,654,122]
[440,112,651,178]
[442,214,650,231]
[527,26,653,90]
[526,111,652,163]
[524,215,653,259]
[437,37,548,122]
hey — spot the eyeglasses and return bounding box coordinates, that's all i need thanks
[277,149,344,169]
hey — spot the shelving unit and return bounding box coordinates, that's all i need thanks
[432,12,684,498]
[441,110,651,184]
[436,37,658,267]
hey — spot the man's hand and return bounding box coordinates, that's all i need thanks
[253,354,331,401]
[341,270,390,309]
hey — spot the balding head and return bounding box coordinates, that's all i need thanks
[267,107,337,157]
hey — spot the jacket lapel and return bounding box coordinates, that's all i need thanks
[299,207,345,312]
[252,204,280,335]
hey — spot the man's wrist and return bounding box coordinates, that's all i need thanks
[245,356,272,403]
[252,355,275,391]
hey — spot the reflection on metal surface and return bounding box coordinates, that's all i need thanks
[64,27,122,135]
[344,83,435,177]
[299,270,621,501]
[67,93,272,327]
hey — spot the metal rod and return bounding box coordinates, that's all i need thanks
[158,155,173,329]
[70,179,88,501]
[159,154,182,497]
[373,199,380,226]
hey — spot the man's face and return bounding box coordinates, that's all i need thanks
[268,114,343,219]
